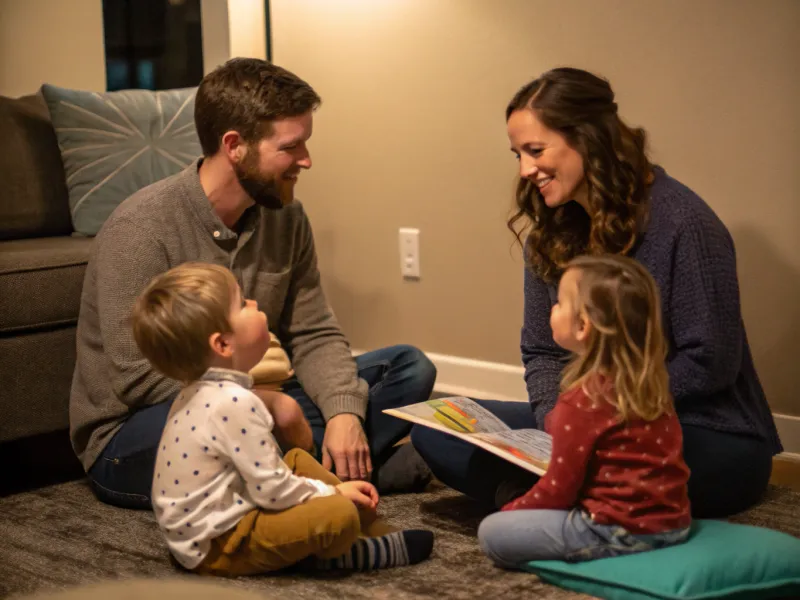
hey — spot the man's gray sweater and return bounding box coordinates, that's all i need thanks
[70,161,367,470]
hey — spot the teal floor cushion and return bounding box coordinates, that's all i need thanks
[524,520,800,600]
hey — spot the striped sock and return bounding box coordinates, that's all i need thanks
[316,530,434,571]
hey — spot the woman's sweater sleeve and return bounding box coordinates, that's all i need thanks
[667,216,744,402]
[521,267,569,428]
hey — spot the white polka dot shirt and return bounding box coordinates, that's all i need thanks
[151,368,336,569]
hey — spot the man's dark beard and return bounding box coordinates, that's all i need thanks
[233,159,284,210]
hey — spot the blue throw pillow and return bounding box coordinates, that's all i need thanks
[524,520,800,600]
[41,84,202,236]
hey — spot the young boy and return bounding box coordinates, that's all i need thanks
[131,262,434,576]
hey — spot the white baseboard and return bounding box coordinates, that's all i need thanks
[425,352,528,402]
[774,413,800,457]
[354,349,800,455]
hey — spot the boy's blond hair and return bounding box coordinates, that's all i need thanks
[560,254,671,422]
[131,262,238,383]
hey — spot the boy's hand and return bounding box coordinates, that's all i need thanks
[335,481,379,509]
[322,414,372,481]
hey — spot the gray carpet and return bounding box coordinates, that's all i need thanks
[1,479,799,600]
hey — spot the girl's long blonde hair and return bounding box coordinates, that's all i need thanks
[560,255,671,422]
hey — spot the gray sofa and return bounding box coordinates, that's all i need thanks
[0,93,93,446]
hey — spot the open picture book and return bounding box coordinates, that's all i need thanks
[384,397,552,475]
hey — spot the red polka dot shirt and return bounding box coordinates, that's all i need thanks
[502,382,692,535]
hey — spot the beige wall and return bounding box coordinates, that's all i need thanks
[271,0,800,416]
[0,0,106,96]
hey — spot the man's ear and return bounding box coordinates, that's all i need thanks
[209,332,233,359]
[221,130,245,163]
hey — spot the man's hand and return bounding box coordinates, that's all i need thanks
[322,413,372,481]
[335,480,379,510]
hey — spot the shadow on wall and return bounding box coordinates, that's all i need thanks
[733,225,800,417]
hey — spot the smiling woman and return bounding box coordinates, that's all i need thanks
[506,68,651,286]
[411,66,783,521]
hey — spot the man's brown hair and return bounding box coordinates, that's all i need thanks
[131,262,238,383]
[194,58,321,156]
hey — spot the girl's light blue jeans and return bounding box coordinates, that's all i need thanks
[478,508,690,569]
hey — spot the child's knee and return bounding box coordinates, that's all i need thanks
[313,496,360,558]
[283,447,314,466]
[477,513,517,569]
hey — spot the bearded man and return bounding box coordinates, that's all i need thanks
[70,58,436,509]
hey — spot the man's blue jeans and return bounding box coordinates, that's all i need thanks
[87,345,436,509]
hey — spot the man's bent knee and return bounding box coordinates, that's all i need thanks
[395,345,437,391]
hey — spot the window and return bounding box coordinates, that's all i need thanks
[102,0,204,91]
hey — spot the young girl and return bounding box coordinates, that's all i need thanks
[478,255,691,568]
[131,262,433,575]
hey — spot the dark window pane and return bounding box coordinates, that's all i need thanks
[103,0,203,91]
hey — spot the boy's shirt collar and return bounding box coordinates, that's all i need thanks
[198,367,253,390]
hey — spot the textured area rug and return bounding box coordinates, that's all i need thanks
[1,480,799,600]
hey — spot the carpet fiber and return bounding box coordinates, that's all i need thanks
[1,480,799,600]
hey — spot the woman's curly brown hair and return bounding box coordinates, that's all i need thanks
[507,68,653,284]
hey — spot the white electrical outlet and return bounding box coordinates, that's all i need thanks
[399,227,420,279]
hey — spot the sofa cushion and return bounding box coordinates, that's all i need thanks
[0,93,72,241]
[41,84,202,236]
[0,236,93,334]
[0,326,78,441]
